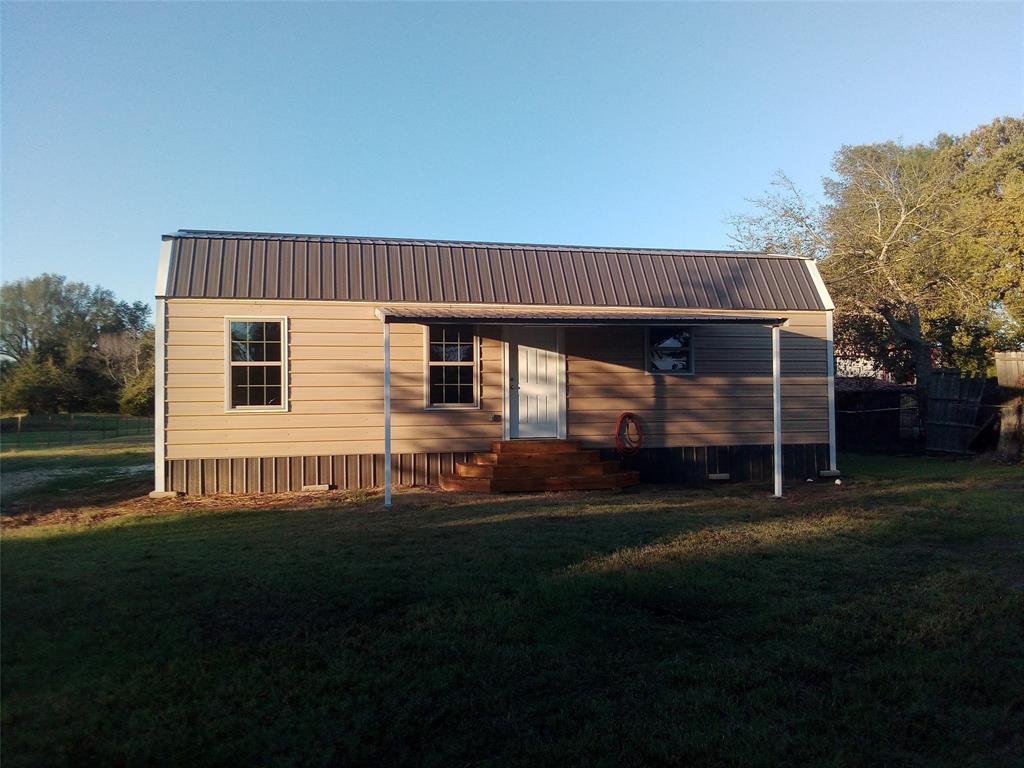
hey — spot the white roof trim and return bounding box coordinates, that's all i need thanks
[155,237,173,298]
[804,260,835,311]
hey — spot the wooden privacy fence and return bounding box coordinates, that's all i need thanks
[923,369,986,454]
[994,352,1023,461]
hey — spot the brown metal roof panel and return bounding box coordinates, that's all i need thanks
[715,257,745,307]
[691,257,720,308]
[220,239,236,298]
[723,257,756,309]
[479,248,498,303]
[161,230,825,310]
[367,242,382,301]
[792,259,824,309]
[653,254,682,307]
[465,247,485,303]
[321,241,335,300]
[742,258,770,310]
[773,259,803,309]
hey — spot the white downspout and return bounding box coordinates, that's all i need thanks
[383,320,393,508]
[772,324,783,498]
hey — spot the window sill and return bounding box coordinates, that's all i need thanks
[224,407,290,414]
[424,404,481,411]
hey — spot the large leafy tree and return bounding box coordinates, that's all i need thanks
[0,274,152,413]
[731,116,1024,417]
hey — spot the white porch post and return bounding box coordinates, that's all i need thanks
[825,310,838,472]
[772,324,783,498]
[383,321,393,508]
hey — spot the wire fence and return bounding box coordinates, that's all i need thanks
[0,413,155,452]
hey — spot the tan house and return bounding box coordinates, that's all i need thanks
[153,230,838,501]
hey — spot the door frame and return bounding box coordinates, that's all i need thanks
[501,326,567,440]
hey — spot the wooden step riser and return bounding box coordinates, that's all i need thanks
[472,451,601,466]
[491,439,582,454]
[439,471,640,493]
[454,461,622,479]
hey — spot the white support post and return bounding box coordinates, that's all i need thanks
[383,321,393,508]
[772,324,783,498]
[825,310,838,472]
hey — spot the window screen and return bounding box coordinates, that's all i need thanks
[427,325,478,406]
[647,327,694,374]
[228,320,286,408]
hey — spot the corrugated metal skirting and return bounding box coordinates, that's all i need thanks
[166,444,831,495]
[608,443,831,483]
[165,452,470,495]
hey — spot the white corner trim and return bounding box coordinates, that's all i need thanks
[805,260,835,311]
[153,297,167,492]
[155,237,173,298]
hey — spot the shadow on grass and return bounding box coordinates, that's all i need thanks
[3,473,1023,767]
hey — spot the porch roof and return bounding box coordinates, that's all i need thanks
[374,306,787,326]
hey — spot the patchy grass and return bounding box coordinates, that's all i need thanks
[1,431,153,513]
[2,455,1022,767]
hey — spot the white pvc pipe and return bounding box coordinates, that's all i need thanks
[383,321,392,508]
[772,324,783,498]
[825,311,838,472]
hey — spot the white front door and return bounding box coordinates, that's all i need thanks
[506,327,565,439]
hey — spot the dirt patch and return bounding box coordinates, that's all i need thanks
[0,484,452,529]
[2,468,88,498]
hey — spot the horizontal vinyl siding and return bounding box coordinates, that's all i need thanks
[164,299,830,460]
[565,313,829,447]
[164,299,503,459]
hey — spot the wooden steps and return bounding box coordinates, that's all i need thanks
[439,439,640,493]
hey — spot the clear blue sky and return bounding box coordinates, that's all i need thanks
[2,2,1021,307]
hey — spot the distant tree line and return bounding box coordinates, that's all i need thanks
[731,115,1024,419]
[0,274,154,416]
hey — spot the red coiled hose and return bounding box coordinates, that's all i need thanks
[615,412,644,455]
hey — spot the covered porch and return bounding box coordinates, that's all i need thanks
[376,307,798,505]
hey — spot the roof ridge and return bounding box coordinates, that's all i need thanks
[167,229,806,260]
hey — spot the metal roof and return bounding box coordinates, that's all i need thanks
[161,229,829,311]
[375,307,786,325]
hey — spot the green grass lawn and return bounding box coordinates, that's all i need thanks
[2,454,1022,766]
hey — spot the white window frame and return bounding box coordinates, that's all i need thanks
[645,325,696,376]
[423,324,481,410]
[224,316,289,413]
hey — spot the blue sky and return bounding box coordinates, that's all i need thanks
[2,2,1021,307]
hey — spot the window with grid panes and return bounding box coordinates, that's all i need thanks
[227,320,286,409]
[427,325,478,407]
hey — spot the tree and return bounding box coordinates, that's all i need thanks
[1,274,150,365]
[98,328,154,389]
[118,363,155,417]
[730,116,1024,421]
[0,356,77,414]
[0,274,153,412]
